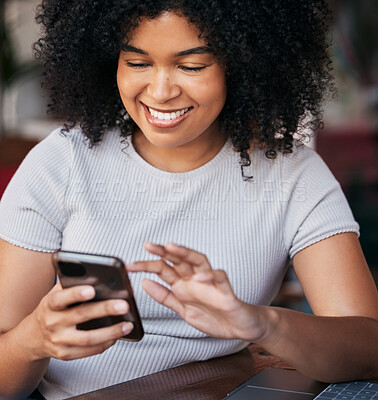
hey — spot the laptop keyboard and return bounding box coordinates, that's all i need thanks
[314,381,378,399]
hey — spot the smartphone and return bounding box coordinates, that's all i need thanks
[52,250,144,341]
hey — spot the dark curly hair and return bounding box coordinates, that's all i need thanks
[34,0,333,179]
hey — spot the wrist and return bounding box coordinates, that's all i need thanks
[13,313,49,363]
[232,303,281,344]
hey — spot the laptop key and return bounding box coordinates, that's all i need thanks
[347,382,370,390]
[323,388,344,394]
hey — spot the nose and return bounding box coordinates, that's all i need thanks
[146,68,181,104]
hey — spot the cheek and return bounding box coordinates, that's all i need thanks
[117,66,142,102]
[198,86,227,111]
[193,73,227,109]
[116,68,128,100]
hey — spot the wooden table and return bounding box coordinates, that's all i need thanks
[69,344,293,400]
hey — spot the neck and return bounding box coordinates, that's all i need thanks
[132,126,227,173]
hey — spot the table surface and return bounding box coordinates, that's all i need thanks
[69,344,293,400]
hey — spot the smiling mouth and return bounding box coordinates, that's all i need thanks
[142,103,193,128]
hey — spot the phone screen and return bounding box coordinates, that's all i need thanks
[53,251,144,341]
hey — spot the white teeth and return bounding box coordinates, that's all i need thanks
[147,106,190,121]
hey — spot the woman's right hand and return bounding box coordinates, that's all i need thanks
[29,283,133,361]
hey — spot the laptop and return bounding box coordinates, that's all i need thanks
[223,368,378,400]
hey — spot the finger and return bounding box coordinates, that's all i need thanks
[50,283,63,292]
[52,338,120,360]
[142,279,184,316]
[73,339,118,359]
[49,285,96,311]
[165,242,211,271]
[127,259,179,285]
[193,270,235,293]
[144,242,194,278]
[144,242,195,278]
[67,299,130,326]
[62,321,134,348]
[143,242,182,264]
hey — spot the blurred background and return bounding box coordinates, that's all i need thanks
[0,1,377,293]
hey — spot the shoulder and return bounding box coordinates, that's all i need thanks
[28,126,122,159]
[246,141,327,181]
[40,126,89,149]
[8,126,92,189]
[279,141,322,165]
[26,127,76,160]
[278,141,333,182]
[249,140,320,165]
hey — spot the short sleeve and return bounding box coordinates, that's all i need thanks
[0,128,72,252]
[281,145,359,259]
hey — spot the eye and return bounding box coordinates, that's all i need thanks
[179,65,207,72]
[126,62,151,69]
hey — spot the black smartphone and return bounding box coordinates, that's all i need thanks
[52,250,144,341]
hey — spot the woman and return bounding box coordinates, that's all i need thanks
[0,1,377,399]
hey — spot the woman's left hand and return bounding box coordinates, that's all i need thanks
[127,242,264,340]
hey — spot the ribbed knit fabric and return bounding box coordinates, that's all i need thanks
[0,128,359,399]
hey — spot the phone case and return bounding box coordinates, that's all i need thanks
[52,251,144,341]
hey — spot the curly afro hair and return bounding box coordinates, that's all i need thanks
[34,0,333,179]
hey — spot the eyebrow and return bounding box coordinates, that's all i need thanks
[121,44,148,55]
[121,44,211,57]
[175,46,211,56]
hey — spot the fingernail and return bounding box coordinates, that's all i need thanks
[81,287,95,299]
[145,242,159,247]
[167,242,183,250]
[114,302,127,313]
[166,242,178,247]
[122,322,134,333]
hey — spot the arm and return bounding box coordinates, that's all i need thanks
[0,239,134,399]
[129,233,378,382]
[0,239,54,399]
[267,232,378,381]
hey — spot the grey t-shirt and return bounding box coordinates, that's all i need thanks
[0,128,359,399]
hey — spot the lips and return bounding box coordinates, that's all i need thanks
[142,103,193,129]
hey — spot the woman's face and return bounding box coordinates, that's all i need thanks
[117,11,227,150]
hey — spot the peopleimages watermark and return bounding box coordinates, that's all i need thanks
[69,178,307,204]
[71,207,218,221]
